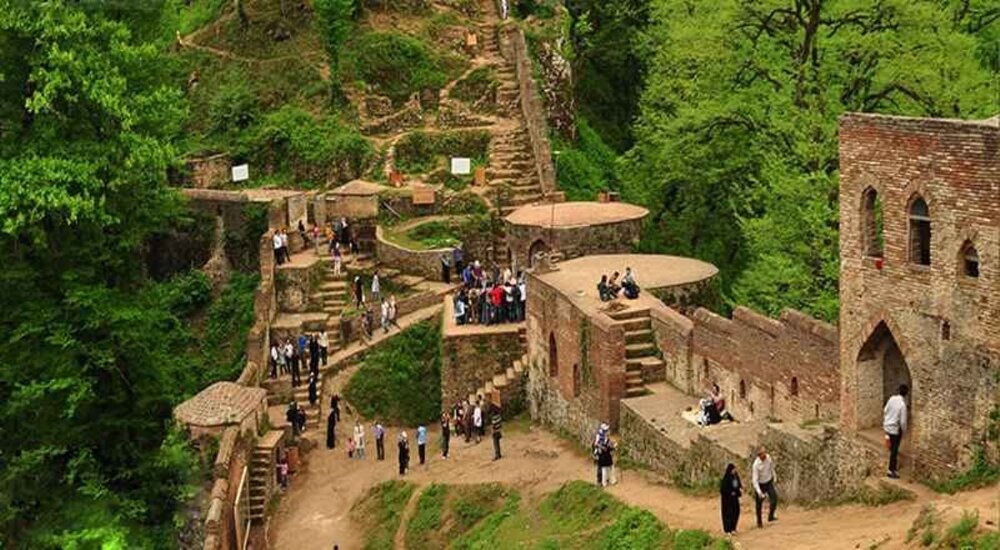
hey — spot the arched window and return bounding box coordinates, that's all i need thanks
[790,377,799,397]
[961,240,979,278]
[909,197,931,265]
[572,364,581,397]
[861,188,884,258]
[548,332,558,377]
[739,380,746,399]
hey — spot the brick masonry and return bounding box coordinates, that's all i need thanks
[440,315,524,409]
[504,217,644,269]
[839,113,1000,476]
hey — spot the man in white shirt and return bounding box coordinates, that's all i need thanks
[318,330,329,366]
[272,230,284,265]
[883,384,909,479]
[751,446,778,528]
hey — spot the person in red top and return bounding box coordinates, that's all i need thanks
[489,284,504,324]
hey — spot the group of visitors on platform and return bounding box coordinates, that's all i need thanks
[269,332,329,382]
[597,266,640,301]
[272,216,360,267]
[452,264,527,326]
[351,275,401,342]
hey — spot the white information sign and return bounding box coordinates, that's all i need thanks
[232,164,249,182]
[450,157,472,175]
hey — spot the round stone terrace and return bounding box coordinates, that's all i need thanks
[533,254,718,314]
[504,201,648,228]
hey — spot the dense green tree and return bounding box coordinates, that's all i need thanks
[315,0,357,102]
[0,1,204,546]
[625,0,999,320]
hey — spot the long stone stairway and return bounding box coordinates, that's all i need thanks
[608,308,664,398]
[468,350,528,409]
[248,430,283,523]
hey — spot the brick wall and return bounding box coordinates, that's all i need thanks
[525,271,627,440]
[839,113,1000,476]
[505,218,643,269]
[654,306,839,425]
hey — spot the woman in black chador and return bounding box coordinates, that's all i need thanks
[326,409,337,449]
[720,463,743,535]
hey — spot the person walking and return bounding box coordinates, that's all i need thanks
[597,437,615,486]
[279,229,290,264]
[473,401,483,444]
[354,276,364,308]
[308,372,318,406]
[283,340,293,376]
[270,344,279,378]
[326,408,337,449]
[374,422,386,461]
[388,295,400,330]
[751,447,778,528]
[397,431,410,476]
[593,424,610,485]
[286,402,301,436]
[720,463,743,535]
[308,335,320,376]
[330,393,341,423]
[290,346,302,387]
[318,330,329,366]
[490,405,503,460]
[332,242,342,277]
[371,271,381,304]
[441,253,451,284]
[417,424,428,465]
[464,401,474,443]
[440,411,451,459]
[380,299,390,334]
[353,421,366,459]
[883,384,909,479]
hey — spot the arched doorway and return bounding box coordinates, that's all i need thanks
[548,332,558,377]
[856,322,913,432]
[528,239,549,268]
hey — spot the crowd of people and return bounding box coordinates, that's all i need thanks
[597,266,641,301]
[450,259,527,326]
[269,332,329,383]
[271,217,360,267]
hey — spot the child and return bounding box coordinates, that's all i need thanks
[277,457,289,490]
[348,437,356,459]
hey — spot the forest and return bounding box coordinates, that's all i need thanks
[1,0,999,547]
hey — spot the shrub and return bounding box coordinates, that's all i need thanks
[405,484,448,550]
[554,118,620,201]
[344,32,457,104]
[595,508,666,549]
[351,480,416,550]
[405,220,462,249]
[240,105,372,187]
[208,69,260,135]
[451,67,499,104]
[928,446,1000,494]
[395,130,490,175]
[343,320,442,425]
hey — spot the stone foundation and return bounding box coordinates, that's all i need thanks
[441,305,524,408]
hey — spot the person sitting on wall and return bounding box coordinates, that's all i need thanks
[700,384,734,426]
[598,275,613,302]
[608,271,622,298]
[622,267,641,299]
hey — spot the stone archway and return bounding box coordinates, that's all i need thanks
[856,322,913,431]
[528,239,549,268]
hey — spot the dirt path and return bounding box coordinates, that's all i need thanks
[268,411,998,550]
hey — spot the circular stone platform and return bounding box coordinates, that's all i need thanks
[504,201,648,228]
[535,254,718,300]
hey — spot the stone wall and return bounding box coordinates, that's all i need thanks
[325,193,380,221]
[839,113,1000,476]
[186,153,231,189]
[441,300,524,408]
[504,217,643,270]
[375,226,452,281]
[654,305,839,425]
[275,258,325,314]
[500,25,556,196]
[525,271,627,442]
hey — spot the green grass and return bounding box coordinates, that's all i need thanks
[451,66,499,106]
[806,481,915,509]
[405,484,449,550]
[351,480,417,550]
[395,130,491,176]
[908,507,1000,550]
[343,319,442,425]
[927,446,1000,494]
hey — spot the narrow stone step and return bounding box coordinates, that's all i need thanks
[608,308,651,321]
[625,342,656,359]
[625,328,653,344]
[493,374,507,388]
[624,386,647,398]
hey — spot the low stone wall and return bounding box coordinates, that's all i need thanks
[526,354,603,449]
[505,217,643,271]
[275,258,325,314]
[441,298,524,407]
[186,153,231,189]
[375,225,451,281]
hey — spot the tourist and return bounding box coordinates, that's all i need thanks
[504,281,515,322]
[269,344,279,378]
[478,287,489,324]
[454,294,467,325]
[277,341,288,376]
[597,436,615,486]
[518,275,527,321]
[326,407,337,449]
[330,393,341,423]
[440,411,451,459]
[308,372,318,406]
[398,431,410,475]
[353,421,366,459]
[318,330,329,366]
[332,242,342,277]
[441,253,452,284]
[751,447,778,528]
[490,405,503,461]
[277,456,289,490]
[608,271,621,298]
[311,223,322,256]
[598,275,612,302]
[417,424,428,465]
[283,339,294,376]
[296,404,307,434]
[700,384,730,426]
[286,402,301,436]
[489,283,503,324]
[374,421,386,461]
[473,400,484,443]
[464,400,474,443]
[453,245,464,276]
[339,217,350,249]
[289,349,302,388]
[354,276,364,308]
[309,334,321,377]
[622,266,640,299]
[453,402,465,439]
[388,295,400,330]
[593,423,610,485]
[883,384,909,479]
[280,229,290,263]
[273,229,285,265]
[363,305,375,343]
[380,299,390,333]
[720,463,743,535]
[371,270,381,303]
[348,436,356,459]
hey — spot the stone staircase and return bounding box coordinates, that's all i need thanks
[608,308,664,398]
[292,384,322,430]
[468,351,528,409]
[249,430,283,523]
